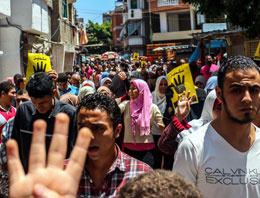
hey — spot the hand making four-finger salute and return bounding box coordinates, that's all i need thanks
[176,90,195,122]
[7,113,92,198]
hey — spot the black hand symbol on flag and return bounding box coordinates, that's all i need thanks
[173,75,186,94]
[33,61,47,73]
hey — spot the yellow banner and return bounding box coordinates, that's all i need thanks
[141,60,146,68]
[167,63,198,109]
[133,53,139,61]
[254,42,260,60]
[26,53,52,84]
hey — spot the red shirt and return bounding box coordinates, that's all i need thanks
[65,145,151,197]
[158,115,191,155]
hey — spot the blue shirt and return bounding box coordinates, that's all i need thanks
[59,84,78,96]
[70,85,79,96]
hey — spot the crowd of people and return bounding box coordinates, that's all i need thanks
[0,54,260,198]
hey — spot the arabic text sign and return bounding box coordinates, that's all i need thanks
[167,64,198,109]
[26,53,52,85]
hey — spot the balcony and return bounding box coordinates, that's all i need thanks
[128,9,142,20]
[11,0,49,35]
[158,0,179,7]
[152,30,201,41]
[0,0,11,19]
[125,36,145,46]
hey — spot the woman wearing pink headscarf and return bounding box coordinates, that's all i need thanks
[119,79,164,168]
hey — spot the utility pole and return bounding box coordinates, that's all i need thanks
[148,0,153,44]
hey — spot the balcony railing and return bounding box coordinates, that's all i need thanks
[157,0,179,7]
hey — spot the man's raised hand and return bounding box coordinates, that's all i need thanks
[7,113,92,198]
[176,91,195,122]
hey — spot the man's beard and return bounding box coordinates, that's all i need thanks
[222,93,257,125]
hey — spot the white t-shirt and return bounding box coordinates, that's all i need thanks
[173,123,260,198]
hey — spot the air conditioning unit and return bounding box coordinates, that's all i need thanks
[128,9,142,20]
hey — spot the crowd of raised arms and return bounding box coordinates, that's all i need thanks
[0,54,260,198]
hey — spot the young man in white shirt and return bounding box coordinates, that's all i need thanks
[173,55,260,198]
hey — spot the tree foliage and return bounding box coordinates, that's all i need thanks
[183,0,260,38]
[86,20,112,54]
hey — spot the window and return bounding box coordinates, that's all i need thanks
[130,0,138,9]
[167,12,191,32]
[178,13,191,31]
[62,0,68,18]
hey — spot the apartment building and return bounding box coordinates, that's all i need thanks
[149,0,201,44]
[120,0,150,56]
[0,0,81,80]
[51,0,80,72]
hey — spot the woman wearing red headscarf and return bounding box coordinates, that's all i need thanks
[119,79,164,168]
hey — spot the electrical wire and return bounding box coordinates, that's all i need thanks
[0,46,24,56]
[51,22,61,40]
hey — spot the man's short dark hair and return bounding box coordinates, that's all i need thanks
[80,73,87,78]
[17,77,25,86]
[218,55,260,89]
[17,89,28,96]
[65,71,74,76]
[120,62,128,72]
[13,73,22,81]
[26,72,54,98]
[57,72,68,83]
[0,82,15,96]
[77,92,121,131]
[119,169,202,198]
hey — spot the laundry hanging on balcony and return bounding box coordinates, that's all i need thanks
[117,24,126,41]
[127,21,141,37]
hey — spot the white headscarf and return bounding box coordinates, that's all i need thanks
[204,76,218,94]
[152,76,167,114]
[100,77,112,87]
[177,89,217,142]
[78,86,95,102]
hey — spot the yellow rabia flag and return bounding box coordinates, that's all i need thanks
[167,63,198,109]
[254,42,260,60]
[141,60,146,68]
[26,53,52,85]
[133,53,139,61]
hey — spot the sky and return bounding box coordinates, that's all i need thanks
[74,0,117,24]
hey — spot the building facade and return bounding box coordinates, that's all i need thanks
[150,0,201,44]
[118,0,201,57]
[0,0,81,81]
[111,4,125,49]
[119,0,150,56]
[51,0,80,72]
[0,0,52,81]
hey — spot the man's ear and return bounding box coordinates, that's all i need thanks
[215,86,222,102]
[114,124,122,138]
[0,91,6,97]
[52,88,56,97]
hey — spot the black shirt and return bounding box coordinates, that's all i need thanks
[12,98,77,172]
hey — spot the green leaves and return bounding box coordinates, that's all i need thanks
[183,0,260,38]
[86,20,112,54]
